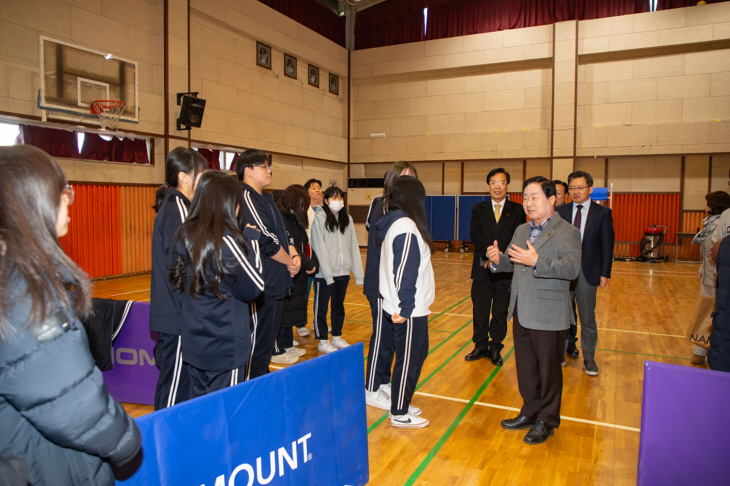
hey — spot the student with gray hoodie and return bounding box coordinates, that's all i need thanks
[310,186,364,353]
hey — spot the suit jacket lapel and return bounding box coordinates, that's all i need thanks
[531,216,560,251]
[484,200,498,235]
[493,199,511,238]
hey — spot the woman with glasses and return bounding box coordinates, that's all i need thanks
[0,145,141,484]
[310,186,364,353]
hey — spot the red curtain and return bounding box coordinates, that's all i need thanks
[18,124,80,158]
[79,134,150,164]
[197,148,221,170]
[658,0,726,9]
[355,0,427,49]
[357,0,657,49]
[258,0,346,47]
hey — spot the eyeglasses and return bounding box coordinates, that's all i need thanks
[255,163,273,172]
[62,184,75,205]
[489,181,507,186]
[569,185,591,191]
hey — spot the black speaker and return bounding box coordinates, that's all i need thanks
[177,93,206,130]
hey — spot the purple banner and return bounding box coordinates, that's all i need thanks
[102,302,158,405]
[638,361,730,485]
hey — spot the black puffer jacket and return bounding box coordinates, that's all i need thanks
[0,276,142,485]
[280,211,318,328]
[710,237,730,372]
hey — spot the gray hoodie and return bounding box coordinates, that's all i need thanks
[310,206,364,285]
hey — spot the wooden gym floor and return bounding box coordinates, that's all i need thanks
[93,250,705,485]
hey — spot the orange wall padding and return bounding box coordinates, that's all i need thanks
[59,184,157,279]
[121,186,157,274]
[60,184,123,278]
[508,192,523,204]
[611,193,680,258]
[676,210,706,261]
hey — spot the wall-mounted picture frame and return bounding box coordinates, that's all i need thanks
[329,74,339,95]
[256,42,271,69]
[284,54,297,79]
[308,64,319,88]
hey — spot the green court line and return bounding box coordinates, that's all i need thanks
[367,328,475,435]
[403,346,515,486]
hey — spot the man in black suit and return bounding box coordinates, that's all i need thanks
[466,168,527,366]
[556,170,615,376]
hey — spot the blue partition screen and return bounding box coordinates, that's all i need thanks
[425,196,456,241]
[457,196,488,242]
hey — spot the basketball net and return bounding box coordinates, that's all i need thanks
[90,100,126,130]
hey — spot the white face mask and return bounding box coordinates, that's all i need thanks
[328,200,344,213]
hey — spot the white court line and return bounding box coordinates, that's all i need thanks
[443,313,472,318]
[99,289,151,298]
[413,391,641,432]
[595,327,683,338]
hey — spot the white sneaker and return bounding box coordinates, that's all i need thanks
[318,340,338,353]
[365,389,391,410]
[331,336,350,348]
[297,327,310,337]
[292,339,299,347]
[285,347,306,357]
[379,383,391,399]
[390,412,429,428]
[271,352,299,364]
[408,405,422,416]
[328,326,332,332]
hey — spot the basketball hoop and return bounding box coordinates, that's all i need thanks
[90,100,126,130]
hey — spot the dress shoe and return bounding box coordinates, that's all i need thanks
[691,354,706,365]
[566,342,579,358]
[489,348,503,366]
[583,359,599,376]
[501,415,537,430]
[465,347,490,361]
[523,420,555,445]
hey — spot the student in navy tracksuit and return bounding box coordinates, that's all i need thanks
[377,177,435,428]
[170,172,265,397]
[364,161,418,412]
[149,147,206,410]
[236,149,301,379]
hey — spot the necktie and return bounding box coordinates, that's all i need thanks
[494,203,501,223]
[573,204,583,231]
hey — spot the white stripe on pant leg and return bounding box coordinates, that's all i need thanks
[246,302,258,381]
[167,336,183,407]
[367,299,383,392]
[398,318,413,412]
[313,282,320,339]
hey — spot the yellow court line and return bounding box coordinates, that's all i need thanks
[413,391,641,432]
[99,289,152,298]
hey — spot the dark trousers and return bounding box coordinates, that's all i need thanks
[246,297,285,380]
[153,332,190,410]
[314,276,349,339]
[300,277,315,329]
[513,306,568,428]
[568,271,599,359]
[187,363,246,400]
[471,278,510,351]
[390,313,429,416]
[365,296,394,392]
[276,325,295,351]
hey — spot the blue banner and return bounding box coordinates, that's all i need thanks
[118,343,369,486]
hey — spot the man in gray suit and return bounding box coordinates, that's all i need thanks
[488,176,581,444]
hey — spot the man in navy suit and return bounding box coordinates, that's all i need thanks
[556,171,614,376]
[466,168,527,366]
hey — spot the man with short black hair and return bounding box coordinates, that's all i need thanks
[556,170,615,376]
[236,150,301,376]
[466,168,526,366]
[488,176,581,444]
[553,180,568,206]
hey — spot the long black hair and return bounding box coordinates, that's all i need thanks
[382,161,418,211]
[277,184,310,229]
[322,186,349,234]
[171,171,247,300]
[0,146,91,338]
[154,147,207,211]
[386,177,435,254]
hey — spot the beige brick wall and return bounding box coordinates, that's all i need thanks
[270,154,347,191]
[607,155,681,193]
